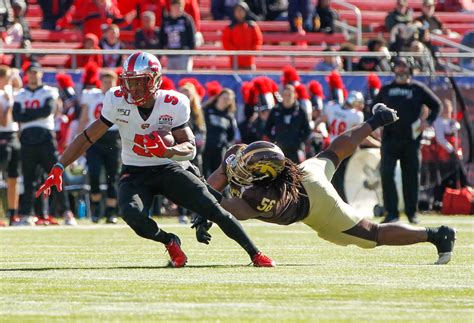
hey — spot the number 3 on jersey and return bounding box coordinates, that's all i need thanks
[257,197,276,212]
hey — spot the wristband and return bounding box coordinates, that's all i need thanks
[54,162,65,171]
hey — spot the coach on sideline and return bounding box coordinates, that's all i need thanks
[373,57,441,224]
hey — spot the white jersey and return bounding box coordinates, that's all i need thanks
[101,87,190,166]
[14,85,58,131]
[324,103,364,142]
[0,85,18,132]
[80,88,118,131]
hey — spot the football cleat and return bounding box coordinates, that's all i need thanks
[432,226,456,265]
[372,103,399,127]
[252,252,276,267]
[106,216,118,224]
[165,234,187,268]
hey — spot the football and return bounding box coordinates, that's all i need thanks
[157,130,175,146]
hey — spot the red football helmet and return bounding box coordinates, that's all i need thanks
[226,141,286,186]
[120,52,162,106]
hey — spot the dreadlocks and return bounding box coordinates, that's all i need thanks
[254,157,304,206]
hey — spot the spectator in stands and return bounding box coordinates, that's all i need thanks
[0,0,12,32]
[338,43,355,71]
[410,40,435,73]
[99,24,126,68]
[202,88,238,177]
[211,0,240,20]
[357,38,392,72]
[385,0,413,32]
[134,11,161,50]
[459,31,474,71]
[415,0,445,34]
[71,0,135,39]
[159,0,196,71]
[288,0,312,32]
[67,33,103,68]
[4,0,30,45]
[38,0,74,30]
[222,2,263,70]
[116,0,140,30]
[12,62,76,225]
[264,84,311,163]
[314,46,342,71]
[249,0,288,21]
[0,65,20,226]
[312,0,338,34]
[389,23,418,53]
[163,0,201,31]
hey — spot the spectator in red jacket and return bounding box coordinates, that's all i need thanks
[222,2,263,70]
[72,0,134,38]
[66,33,103,68]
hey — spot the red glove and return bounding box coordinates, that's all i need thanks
[36,164,64,198]
[143,131,169,157]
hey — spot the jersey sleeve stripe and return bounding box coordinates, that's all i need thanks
[100,115,113,127]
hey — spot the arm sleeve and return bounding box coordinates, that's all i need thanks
[253,25,263,49]
[99,90,116,125]
[12,98,55,122]
[421,85,441,124]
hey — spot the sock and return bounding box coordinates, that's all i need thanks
[7,209,17,219]
[154,228,174,244]
[426,227,439,244]
[91,201,101,218]
[105,206,116,219]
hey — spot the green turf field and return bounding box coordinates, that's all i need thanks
[0,215,473,322]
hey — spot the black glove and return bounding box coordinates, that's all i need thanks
[191,215,213,245]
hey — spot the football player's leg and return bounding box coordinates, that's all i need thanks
[19,145,37,217]
[86,146,104,221]
[118,178,171,242]
[157,163,260,259]
[103,142,119,223]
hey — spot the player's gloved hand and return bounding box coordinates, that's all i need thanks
[367,103,399,130]
[143,131,168,157]
[35,163,64,198]
[191,215,213,245]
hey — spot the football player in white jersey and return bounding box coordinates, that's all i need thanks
[0,65,20,226]
[13,62,76,226]
[36,52,274,268]
[77,70,120,224]
[321,91,380,202]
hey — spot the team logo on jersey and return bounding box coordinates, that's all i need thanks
[118,108,130,116]
[141,123,150,129]
[158,114,173,125]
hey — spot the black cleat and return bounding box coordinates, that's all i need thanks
[408,214,420,224]
[432,226,456,265]
[372,103,399,127]
[381,214,400,224]
[106,216,118,224]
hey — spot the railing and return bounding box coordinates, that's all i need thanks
[332,0,363,46]
[1,48,473,74]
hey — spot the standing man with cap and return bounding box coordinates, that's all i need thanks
[13,62,75,225]
[373,57,441,224]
